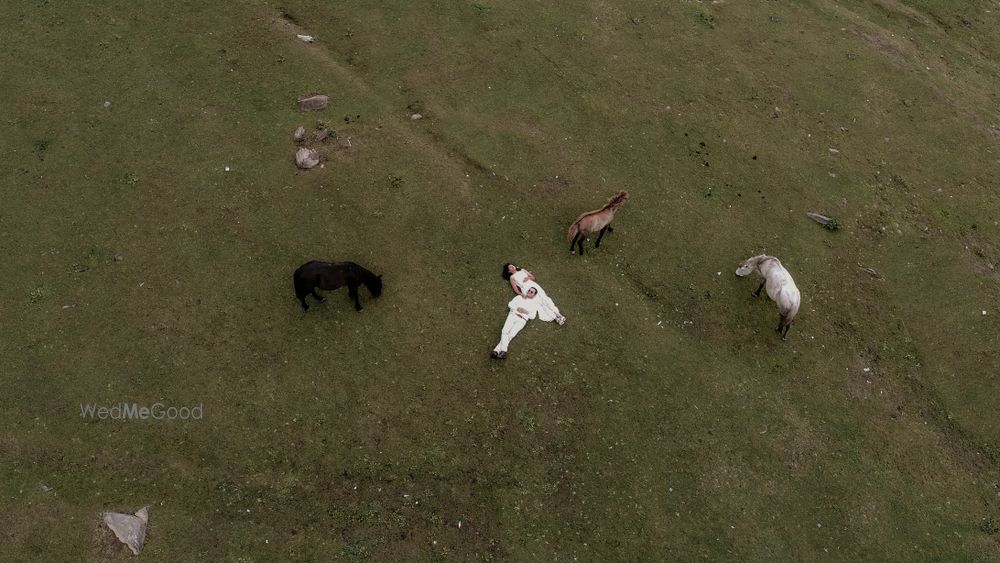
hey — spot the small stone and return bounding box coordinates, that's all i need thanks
[847,52,858,60]
[103,101,112,108]
[410,113,423,120]
[295,147,320,169]
[293,126,306,142]
[769,15,780,22]
[114,255,124,262]
[296,34,314,43]
[828,148,840,154]
[314,128,331,142]
[224,165,231,172]
[297,95,329,112]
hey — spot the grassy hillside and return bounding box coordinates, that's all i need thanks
[2,0,998,560]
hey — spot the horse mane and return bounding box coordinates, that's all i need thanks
[602,190,630,210]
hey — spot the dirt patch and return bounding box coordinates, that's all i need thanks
[623,262,659,302]
[961,234,1000,283]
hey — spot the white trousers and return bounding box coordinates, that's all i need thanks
[494,311,528,353]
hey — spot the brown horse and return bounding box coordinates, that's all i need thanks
[293,261,382,312]
[566,191,630,255]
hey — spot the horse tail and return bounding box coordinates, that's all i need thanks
[292,268,310,298]
[567,219,581,241]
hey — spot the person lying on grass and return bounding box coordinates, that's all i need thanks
[491,285,564,360]
[501,262,566,325]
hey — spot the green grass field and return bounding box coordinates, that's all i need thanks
[2,0,999,560]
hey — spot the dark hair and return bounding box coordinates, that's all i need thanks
[501,262,519,280]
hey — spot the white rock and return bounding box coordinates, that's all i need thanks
[295,147,320,169]
[296,34,315,43]
[411,113,423,120]
[103,506,150,555]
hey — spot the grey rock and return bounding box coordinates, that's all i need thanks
[103,506,150,555]
[295,147,320,169]
[806,212,834,225]
[293,126,306,142]
[297,95,329,112]
[314,128,331,141]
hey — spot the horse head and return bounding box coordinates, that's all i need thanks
[736,254,770,277]
[366,273,383,297]
[608,191,630,210]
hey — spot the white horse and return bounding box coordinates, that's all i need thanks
[736,255,801,340]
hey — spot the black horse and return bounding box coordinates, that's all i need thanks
[293,261,382,311]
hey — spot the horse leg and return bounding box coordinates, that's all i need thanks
[310,288,325,302]
[754,280,765,297]
[348,283,362,311]
[776,314,785,334]
[779,315,793,340]
[576,236,585,256]
[595,226,608,248]
[570,233,581,254]
[606,224,614,233]
[293,275,311,310]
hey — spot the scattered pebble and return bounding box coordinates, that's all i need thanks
[828,148,840,154]
[293,126,306,142]
[411,113,423,120]
[296,34,314,43]
[103,100,112,108]
[224,165,231,172]
[769,15,780,22]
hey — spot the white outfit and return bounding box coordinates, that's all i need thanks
[510,270,563,323]
[493,295,539,354]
